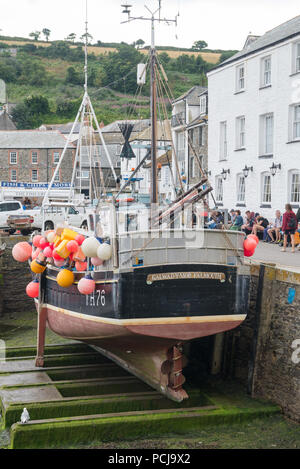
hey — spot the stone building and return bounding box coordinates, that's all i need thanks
[171,85,208,191]
[0,130,75,188]
[207,15,300,217]
[187,89,208,187]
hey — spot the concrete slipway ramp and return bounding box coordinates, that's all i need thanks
[0,343,279,449]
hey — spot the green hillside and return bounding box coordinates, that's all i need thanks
[0,38,236,128]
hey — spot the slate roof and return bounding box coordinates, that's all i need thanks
[0,111,16,131]
[213,15,300,70]
[0,130,75,149]
[39,123,81,134]
[173,86,207,105]
[101,119,151,133]
[186,115,208,129]
[130,120,172,142]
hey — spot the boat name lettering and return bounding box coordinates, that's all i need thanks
[146,272,226,283]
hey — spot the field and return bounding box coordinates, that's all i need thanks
[0,39,221,64]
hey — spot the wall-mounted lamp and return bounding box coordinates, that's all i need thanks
[270,162,281,176]
[221,168,230,180]
[242,165,253,178]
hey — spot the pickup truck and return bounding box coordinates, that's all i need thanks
[0,200,89,234]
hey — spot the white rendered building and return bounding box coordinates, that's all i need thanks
[207,16,300,219]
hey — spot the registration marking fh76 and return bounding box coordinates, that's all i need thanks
[86,290,106,307]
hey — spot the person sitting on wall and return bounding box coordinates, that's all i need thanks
[267,210,282,243]
[207,211,218,229]
[281,204,297,253]
[252,216,269,238]
[242,211,256,235]
[229,210,243,231]
[228,209,236,226]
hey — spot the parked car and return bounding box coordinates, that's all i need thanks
[31,204,90,232]
[6,213,35,236]
[0,200,38,234]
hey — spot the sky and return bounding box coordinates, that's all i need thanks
[0,0,300,50]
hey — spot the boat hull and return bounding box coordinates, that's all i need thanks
[37,263,250,401]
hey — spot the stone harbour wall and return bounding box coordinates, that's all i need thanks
[223,264,300,422]
[0,236,33,316]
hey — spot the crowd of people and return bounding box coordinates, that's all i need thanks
[206,204,300,253]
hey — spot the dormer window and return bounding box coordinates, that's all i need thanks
[199,95,206,114]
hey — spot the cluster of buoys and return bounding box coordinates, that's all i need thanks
[243,234,259,257]
[12,226,112,299]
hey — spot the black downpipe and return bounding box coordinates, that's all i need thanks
[247,264,265,395]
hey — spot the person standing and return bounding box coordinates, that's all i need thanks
[281,204,297,253]
[267,210,282,243]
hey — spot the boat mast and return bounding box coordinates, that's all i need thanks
[150,13,158,203]
[121,2,178,204]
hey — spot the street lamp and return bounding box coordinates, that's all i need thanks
[242,165,253,178]
[270,162,281,176]
[221,168,230,180]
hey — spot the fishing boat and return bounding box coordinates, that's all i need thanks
[30,1,250,402]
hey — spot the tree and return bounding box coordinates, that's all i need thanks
[135,39,145,50]
[42,28,51,42]
[158,52,171,67]
[192,40,208,51]
[102,43,143,94]
[66,33,76,43]
[29,31,41,41]
[66,67,82,85]
[80,32,93,44]
[11,95,50,129]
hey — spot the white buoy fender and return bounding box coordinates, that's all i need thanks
[81,237,101,258]
[97,243,112,261]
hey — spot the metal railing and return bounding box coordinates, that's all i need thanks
[171,111,186,128]
[118,228,245,270]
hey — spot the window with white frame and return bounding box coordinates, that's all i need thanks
[219,121,227,160]
[215,176,223,202]
[261,56,271,86]
[260,113,274,155]
[294,42,300,73]
[237,174,245,203]
[290,171,300,203]
[10,152,17,164]
[236,64,245,92]
[31,151,38,164]
[31,169,38,182]
[116,145,121,156]
[199,126,204,146]
[177,132,185,152]
[262,173,272,204]
[53,151,60,164]
[236,116,245,149]
[199,95,206,114]
[292,104,300,140]
[10,169,17,182]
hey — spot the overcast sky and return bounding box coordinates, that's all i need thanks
[1,0,300,50]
